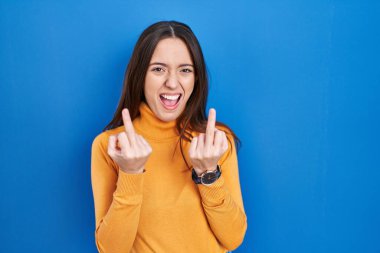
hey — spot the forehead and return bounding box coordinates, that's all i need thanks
[150,38,193,64]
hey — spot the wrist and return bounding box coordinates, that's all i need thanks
[191,165,221,185]
[193,166,217,176]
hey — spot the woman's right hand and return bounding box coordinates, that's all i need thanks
[107,108,152,174]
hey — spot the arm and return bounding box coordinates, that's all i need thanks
[197,132,247,251]
[91,132,144,253]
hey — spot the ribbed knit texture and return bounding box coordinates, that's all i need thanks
[91,102,247,253]
[116,170,144,195]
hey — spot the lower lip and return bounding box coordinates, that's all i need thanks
[159,95,181,110]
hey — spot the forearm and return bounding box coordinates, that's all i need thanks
[198,175,247,251]
[95,171,144,253]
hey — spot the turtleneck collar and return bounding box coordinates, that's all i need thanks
[133,102,180,141]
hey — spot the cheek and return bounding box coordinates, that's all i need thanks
[145,74,161,88]
[183,80,195,99]
[144,74,162,95]
[180,75,194,89]
[187,78,195,93]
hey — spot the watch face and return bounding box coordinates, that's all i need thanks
[201,171,218,185]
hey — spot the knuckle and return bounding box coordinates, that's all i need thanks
[117,133,124,140]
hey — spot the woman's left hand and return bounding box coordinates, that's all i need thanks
[189,108,229,175]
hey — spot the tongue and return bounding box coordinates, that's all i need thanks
[162,97,177,106]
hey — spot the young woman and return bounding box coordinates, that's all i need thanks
[91,20,247,253]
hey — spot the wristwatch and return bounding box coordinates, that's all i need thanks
[191,165,221,185]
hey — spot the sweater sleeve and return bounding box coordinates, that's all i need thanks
[91,132,144,253]
[197,132,247,251]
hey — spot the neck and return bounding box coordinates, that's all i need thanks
[133,102,179,141]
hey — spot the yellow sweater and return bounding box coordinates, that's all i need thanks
[91,102,247,253]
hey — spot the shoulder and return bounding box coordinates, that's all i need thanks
[91,126,125,170]
[216,123,235,142]
[92,126,125,149]
[216,123,239,166]
[216,123,233,134]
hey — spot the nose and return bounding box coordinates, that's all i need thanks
[164,72,179,89]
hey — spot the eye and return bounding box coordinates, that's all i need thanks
[152,67,165,72]
[181,68,193,73]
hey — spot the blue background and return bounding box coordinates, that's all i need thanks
[1,1,379,252]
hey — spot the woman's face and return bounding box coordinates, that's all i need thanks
[144,38,195,122]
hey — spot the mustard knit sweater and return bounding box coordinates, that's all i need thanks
[91,102,247,253]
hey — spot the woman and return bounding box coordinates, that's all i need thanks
[91,21,247,253]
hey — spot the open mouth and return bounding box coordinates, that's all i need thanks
[159,93,182,110]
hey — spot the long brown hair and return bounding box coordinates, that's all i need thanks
[103,21,241,168]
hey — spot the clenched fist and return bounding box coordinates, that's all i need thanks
[107,108,152,174]
[189,108,229,176]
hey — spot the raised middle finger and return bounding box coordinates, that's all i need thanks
[205,108,216,148]
[122,108,137,147]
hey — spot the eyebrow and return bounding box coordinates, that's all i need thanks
[149,62,194,68]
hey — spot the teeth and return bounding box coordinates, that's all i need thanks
[161,94,180,100]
